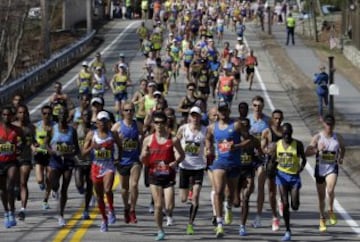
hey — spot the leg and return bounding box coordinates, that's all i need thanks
[255,166,266,220]
[103,172,115,213]
[59,169,73,217]
[150,184,164,232]
[19,165,31,209]
[163,185,175,220]
[212,169,226,225]
[129,163,142,212]
[278,184,291,232]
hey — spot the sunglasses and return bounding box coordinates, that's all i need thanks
[252,103,261,107]
[123,109,134,113]
[42,112,51,115]
[188,88,195,91]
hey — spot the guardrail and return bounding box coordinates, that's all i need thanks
[0,30,96,105]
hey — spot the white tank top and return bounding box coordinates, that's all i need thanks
[179,124,207,170]
[316,132,340,176]
[92,73,106,95]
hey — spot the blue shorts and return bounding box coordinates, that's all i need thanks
[276,170,301,189]
[218,93,233,104]
[217,26,224,33]
[49,157,75,171]
[114,92,128,102]
[209,161,240,178]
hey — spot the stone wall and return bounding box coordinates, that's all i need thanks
[343,45,360,69]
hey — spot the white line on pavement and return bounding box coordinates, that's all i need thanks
[29,21,140,115]
[243,31,360,236]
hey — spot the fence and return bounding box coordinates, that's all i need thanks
[0,30,96,106]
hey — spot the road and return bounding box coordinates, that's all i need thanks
[0,19,359,242]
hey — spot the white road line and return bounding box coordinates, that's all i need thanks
[29,21,140,115]
[244,31,360,236]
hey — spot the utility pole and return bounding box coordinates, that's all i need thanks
[311,0,319,42]
[41,0,51,59]
[328,56,335,116]
[267,6,272,35]
[86,0,92,34]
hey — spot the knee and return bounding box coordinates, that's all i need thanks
[291,201,300,211]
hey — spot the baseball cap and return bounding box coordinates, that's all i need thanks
[237,37,243,41]
[96,66,102,71]
[147,82,156,87]
[323,114,335,125]
[119,53,125,57]
[154,91,162,97]
[190,106,202,115]
[91,97,103,105]
[96,52,101,57]
[82,61,89,67]
[97,111,110,121]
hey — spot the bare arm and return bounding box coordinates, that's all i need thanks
[82,131,94,156]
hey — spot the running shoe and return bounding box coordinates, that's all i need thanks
[328,210,337,225]
[58,217,66,227]
[4,214,10,229]
[82,210,90,220]
[42,202,50,210]
[39,183,46,191]
[148,203,154,214]
[319,218,327,232]
[100,221,108,232]
[281,231,291,241]
[124,209,130,224]
[8,213,16,227]
[186,224,194,235]
[129,210,137,224]
[239,225,247,236]
[252,215,262,228]
[51,190,59,201]
[155,230,165,241]
[166,216,174,226]
[224,207,232,225]
[18,211,26,221]
[215,226,224,238]
[108,211,116,224]
[187,190,193,202]
[211,216,217,227]
[278,199,284,217]
[272,217,280,231]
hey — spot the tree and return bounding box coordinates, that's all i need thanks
[0,0,30,85]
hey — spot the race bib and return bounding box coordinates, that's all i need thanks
[184,141,200,156]
[123,139,138,151]
[0,142,15,155]
[154,160,170,176]
[320,151,336,164]
[218,139,233,153]
[56,142,74,155]
[94,148,112,160]
[241,152,252,164]
[278,152,294,168]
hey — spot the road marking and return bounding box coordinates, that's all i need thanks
[30,20,140,115]
[69,208,98,242]
[52,208,83,242]
[244,27,360,236]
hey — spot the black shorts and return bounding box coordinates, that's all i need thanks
[246,67,255,75]
[314,164,339,184]
[198,86,210,95]
[34,153,50,166]
[179,168,204,189]
[149,174,175,188]
[238,166,255,185]
[156,83,164,93]
[234,72,241,80]
[136,117,145,124]
[184,62,191,69]
[18,160,33,168]
[0,161,18,176]
[76,165,91,176]
[117,161,142,176]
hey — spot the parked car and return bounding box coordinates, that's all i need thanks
[322,5,341,15]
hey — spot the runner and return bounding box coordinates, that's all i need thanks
[12,104,35,221]
[305,114,346,232]
[261,109,284,231]
[74,108,93,220]
[33,105,53,210]
[140,111,185,240]
[131,79,148,132]
[92,66,108,98]
[110,66,132,120]
[49,82,69,123]
[245,49,258,90]
[176,106,207,235]
[269,123,306,241]
[111,102,143,224]
[90,52,106,73]
[70,93,91,126]
[47,107,79,227]
[77,61,93,95]
[177,83,198,125]
[249,95,270,228]
[216,69,237,106]
[205,101,245,238]
[0,107,23,228]
[237,118,262,236]
[82,111,122,232]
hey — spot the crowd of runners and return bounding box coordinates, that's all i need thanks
[0,0,346,241]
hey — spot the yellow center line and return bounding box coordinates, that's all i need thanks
[69,208,98,242]
[52,207,84,242]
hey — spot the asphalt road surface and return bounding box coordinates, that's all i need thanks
[1,19,359,242]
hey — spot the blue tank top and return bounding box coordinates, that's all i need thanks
[50,124,76,160]
[119,120,140,165]
[214,121,241,167]
[249,114,270,141]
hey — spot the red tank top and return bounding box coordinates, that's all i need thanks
[219,76,234,95]
[148,133,175,177]
[0,124,20,162]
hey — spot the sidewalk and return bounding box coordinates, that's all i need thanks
[270,24,360,144]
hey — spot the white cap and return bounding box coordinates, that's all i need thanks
[97,111,110,120]
[190,106,202,115]
[96,66,102,71]
[169,32,174,36]
[208,38,214,42]
[91,97,103,105]
[82,61,89,67]
[147,82,156,87]
[237,37,243,41]
[119,53,125,57]
[153,91,162,96]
